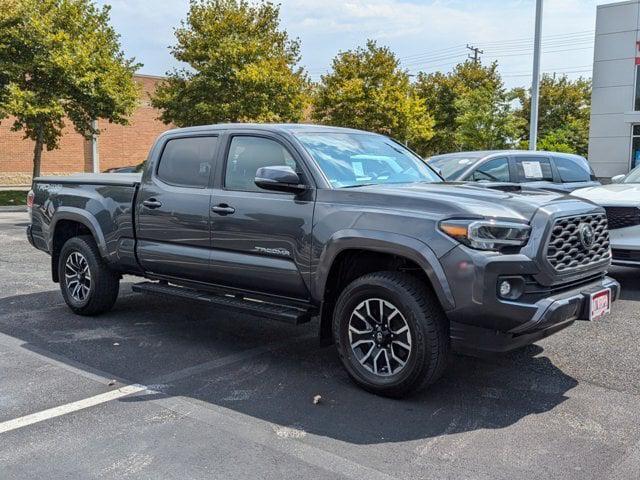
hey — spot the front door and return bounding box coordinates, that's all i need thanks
[209,132,314,300]
[136,134,219,282]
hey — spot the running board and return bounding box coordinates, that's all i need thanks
[131,281,313,325]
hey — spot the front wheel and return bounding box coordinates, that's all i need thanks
[332,271,449,397]
[58,235,119,315]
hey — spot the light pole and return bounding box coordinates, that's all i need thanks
[406,73,416,146]
[91,119,100,173]
[529,0,543,151]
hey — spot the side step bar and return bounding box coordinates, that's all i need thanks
[132,281,314,325]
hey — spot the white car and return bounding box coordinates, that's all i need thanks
[572,167,640,267]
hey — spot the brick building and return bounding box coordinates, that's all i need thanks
[0,74,173,186]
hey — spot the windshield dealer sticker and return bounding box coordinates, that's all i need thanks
[352,162,365,177]
[522,161,543,179]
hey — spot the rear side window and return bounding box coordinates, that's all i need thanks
[515,157,553,182]
[156,136,218,188]
[553,155,593,182]
[470,157,510,182]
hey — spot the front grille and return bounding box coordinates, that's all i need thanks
[521,272,604,302]
[612,249,640,262]
[546,213,610,272]
[603,206,640,230]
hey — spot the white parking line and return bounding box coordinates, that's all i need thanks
[0,331,311,435]
[0,384,148,434]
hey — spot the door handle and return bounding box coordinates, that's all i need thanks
[142,198,162,209]
[211,204,235,215]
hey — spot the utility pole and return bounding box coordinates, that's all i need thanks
[466,44,483,64]
[529,0,544,151]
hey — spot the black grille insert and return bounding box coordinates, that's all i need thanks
[603,206,640,230]
[612,249,640,262]
[546,213,610,272]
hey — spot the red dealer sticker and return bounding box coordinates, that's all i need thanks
[589,289,611,321]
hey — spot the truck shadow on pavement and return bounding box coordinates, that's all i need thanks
[0,286,582,445]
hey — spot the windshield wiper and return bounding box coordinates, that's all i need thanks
[341,183,379,188]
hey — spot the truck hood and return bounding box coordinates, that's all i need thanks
[340,182,591,222]
[571,183,640,207]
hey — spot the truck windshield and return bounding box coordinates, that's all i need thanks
[295,132,441,188]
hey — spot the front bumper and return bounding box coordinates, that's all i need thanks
[440,242,620,355]
[449,275,619,355]
[611,248,640,267]
[609,226,640,266]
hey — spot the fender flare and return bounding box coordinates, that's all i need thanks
[49,207,109,259]
[314,229,455,311]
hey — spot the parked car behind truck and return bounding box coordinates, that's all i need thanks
[26,124,619,397]
[427,150,600,192]
[572,165,640,267]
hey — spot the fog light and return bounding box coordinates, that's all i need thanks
[499,280,512,297]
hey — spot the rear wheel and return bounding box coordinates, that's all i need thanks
[58,235,119,315]
[333,271,449,397]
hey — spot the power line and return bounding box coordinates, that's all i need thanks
[398,30,594,63]
[400,36,593,68]
[484,45,593,59]
[471,29,594,47]
[502,68,591,78]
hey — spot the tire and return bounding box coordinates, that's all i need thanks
[332,271,449,398]
[58,235,119,316]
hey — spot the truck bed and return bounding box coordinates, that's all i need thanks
[29,173,141,270]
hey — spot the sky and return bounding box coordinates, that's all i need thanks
[96,0,620,88]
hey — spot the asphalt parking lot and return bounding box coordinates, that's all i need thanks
[1,211,639,479]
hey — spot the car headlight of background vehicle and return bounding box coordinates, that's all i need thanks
[438,219,531,251]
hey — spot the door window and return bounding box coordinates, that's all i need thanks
[470,157,510,182]
[515,157,553,182]
[225,136,297,192]
[156,136,218,188]
[553,155,594,182]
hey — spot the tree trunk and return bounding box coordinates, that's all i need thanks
[32,127,44,180]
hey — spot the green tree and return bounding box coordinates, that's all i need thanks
[512,74,591,155]
[0,0,140,178]
[454,86,524,151]
[413,61,518,155]
[152,0,308,127]
[312,40,434,146]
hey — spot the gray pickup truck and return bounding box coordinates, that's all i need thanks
[27,124,619,397]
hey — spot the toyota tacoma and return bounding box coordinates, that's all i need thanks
[26,124,620,397]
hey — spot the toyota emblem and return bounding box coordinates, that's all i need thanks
[578,223,595,249]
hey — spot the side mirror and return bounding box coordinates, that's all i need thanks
[255,165,307,193]
[611,174,625,184]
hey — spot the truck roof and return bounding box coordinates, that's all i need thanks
[159,123,380,137]
[428,150,587,160]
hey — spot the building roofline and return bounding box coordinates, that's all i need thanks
[597,0,639,10]
[134,73,168,80]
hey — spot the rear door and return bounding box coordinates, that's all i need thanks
[208,131,315,300]
[512,154,557,190]
[136,134,219,282]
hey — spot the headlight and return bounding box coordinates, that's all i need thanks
[439,218,531,251]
